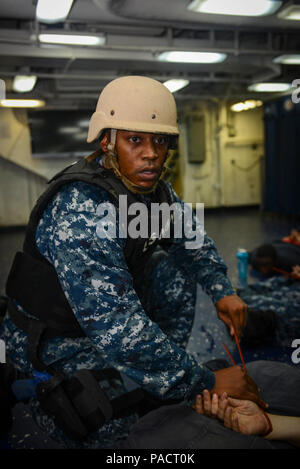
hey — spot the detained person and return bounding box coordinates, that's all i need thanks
[1,76,263,448]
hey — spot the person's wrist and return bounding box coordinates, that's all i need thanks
[215,292,236,307]
[261,410,273,437]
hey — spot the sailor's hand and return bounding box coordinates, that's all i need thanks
[210,366,267,409]
[216,294,248,339]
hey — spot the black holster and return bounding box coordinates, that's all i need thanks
[36,370,113,441]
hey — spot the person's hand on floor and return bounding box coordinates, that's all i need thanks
[192,390,229,420]
[193,391,300,447]
[194,391,269,435]
[222,397,270,435]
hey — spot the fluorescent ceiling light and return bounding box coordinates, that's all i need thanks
[74,132,88,140]
[248,83,292,92]
[277,1,300,20]
[38,33,105,46]
[158,51,227,63]
[231,100,263,112]
[188,0,282,16]
[36,0,74,23]
[281,11,300,19]
[0,99,45,108]
[163,79,190,93]
[78,119,90,128]
[274,54,300,64]
[59,126,79,134]
[12,75,37,93]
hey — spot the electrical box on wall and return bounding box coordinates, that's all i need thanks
[186,114,206,164]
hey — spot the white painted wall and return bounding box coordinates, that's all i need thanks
[178,101,264,208]
[219,105,264,207]
[178,102,222,207]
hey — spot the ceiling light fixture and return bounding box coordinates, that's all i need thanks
[36,0,74,23]
[0,99,45,108]
[277,0,300,20]
[78,119,90,128]
[37,33,105,46]
[59,127,79,134]
[158,51,227,63]
[274,54,300,64]
[12,75,37,93]
[163,79,190,93]
[248,83,292,92]
[188,0,282,17]
[231,100,263,112]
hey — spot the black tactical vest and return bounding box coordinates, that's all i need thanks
[6,154,173,372]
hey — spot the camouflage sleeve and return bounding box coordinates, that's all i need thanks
[166,184,235,304]
[36,181,215,400]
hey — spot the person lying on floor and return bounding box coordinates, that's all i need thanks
[237,275,300,349]
[249,241,300,279]
[117,360,300,449]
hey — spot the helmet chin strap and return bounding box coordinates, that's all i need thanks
[102,129,167,195]
[107,128,117,153]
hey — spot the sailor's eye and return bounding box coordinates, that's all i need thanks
[155,136,168,145]
[129,136,140,143]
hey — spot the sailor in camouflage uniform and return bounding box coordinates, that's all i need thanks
[1,76,260,448]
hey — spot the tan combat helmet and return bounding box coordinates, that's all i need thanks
[87,75,179,144]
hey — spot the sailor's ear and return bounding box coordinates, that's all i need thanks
[99,131,110,152]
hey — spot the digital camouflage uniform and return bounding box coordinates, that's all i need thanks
[0,176,235,448]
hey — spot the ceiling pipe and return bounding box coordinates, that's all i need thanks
[0,69,272,85]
